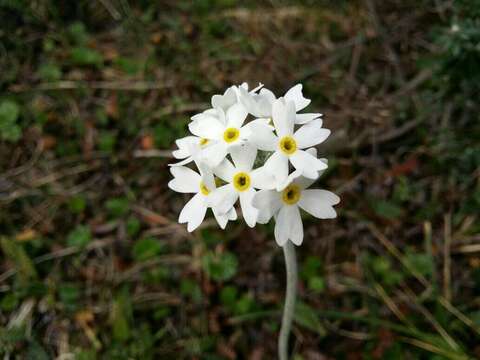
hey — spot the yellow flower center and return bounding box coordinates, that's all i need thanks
[199,138,209,146]
[223,127,240,143]
[232,172,251,192]
[282,184,301,205]
[199,182,210,196]
[279,136,297,155]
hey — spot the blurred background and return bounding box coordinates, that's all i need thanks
[1,0,480,359]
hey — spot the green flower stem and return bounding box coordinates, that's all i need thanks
[279,240,297,360]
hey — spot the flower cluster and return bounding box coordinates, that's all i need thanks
[168,83,340,246]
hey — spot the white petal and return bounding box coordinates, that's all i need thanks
[179,193,207,232]
[239,188,258,227]
[274,205,293,246]
[212,208,229,229]
[226,103,248,128]
[259,88,276,104]
[214,158,236,183]
[298,189,340,219]
[168,166,201,193]
[295,113,322,125]
[201,142,228,167]
[294,120,331,149]
[211,203,237,229]
[230,143,257,172]
[252,189,282,223]
[250,166,276,190]
[277,169,303,191]
[245,120,277,151]
[284,84,311,112]
[212,86,237,110]
[198,162,215,190]
[290,149,328,179]
[289,206,304,245]
[227,207,237,220]
[264,151,289,188]
[238,87,260,116]
[173,136,198,159]
[188,117,224,139]
[169,156,193,167]
[209,184,238,214]
[272,99,294,137]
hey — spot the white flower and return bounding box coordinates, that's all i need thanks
[252,172,340,246]
[258,99,330,187]
[209,144,275,227]
[239,83,322,125]
[168,163,237,232]
[188,103,274,167]
[192,83,264,122]
[170,135,214,167]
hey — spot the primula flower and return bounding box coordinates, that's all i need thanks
[188,103,273,167]
[252,172,340,246]
[209,144,275,227]
[258,99,330,187]
[239,83,322,124]
[170,135,213,167]
[168,162,237,232]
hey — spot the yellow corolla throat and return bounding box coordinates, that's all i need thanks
[199,138,209,146]
[199,182,211,196]
[232,172,251,192]
[279,136,297,155]
[223,127,240,143]
[282,184,301,205]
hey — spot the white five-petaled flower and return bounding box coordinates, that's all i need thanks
[209,144,275,227]
[170,135,213,167]
[239,83,322,125]
[189,103,273,167]
[168,162,237,232]
[258,99,330,188]
[252,171,340,246]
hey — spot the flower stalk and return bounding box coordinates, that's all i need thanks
[279,240,297,360]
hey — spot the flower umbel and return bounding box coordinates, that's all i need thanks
[169,82,339,360]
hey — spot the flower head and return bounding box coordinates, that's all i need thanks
[169,82,339,246]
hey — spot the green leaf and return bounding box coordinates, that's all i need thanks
[71,47,103,67]
[294,301,326,337]
[67,225,92,247]
[219,286,238,307]
[105,197,130,218]
[37,63,62,81]
[0,100,19,125]
[307,276,325,293]
[0,293,19,312]
[27,341,49,360]
[404,250,434,278]
[370,199,403,220]
[300,256,323,280]
[0,100,21,141]
[132,237,163,261]
[0,237,37,283]
[68,22,89,45]
[58,283,80,310]
[126,216,141,237]
[98,131,116,152]
[68,196,87,214]
[110,289,132,342]
[202,251,238,282]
